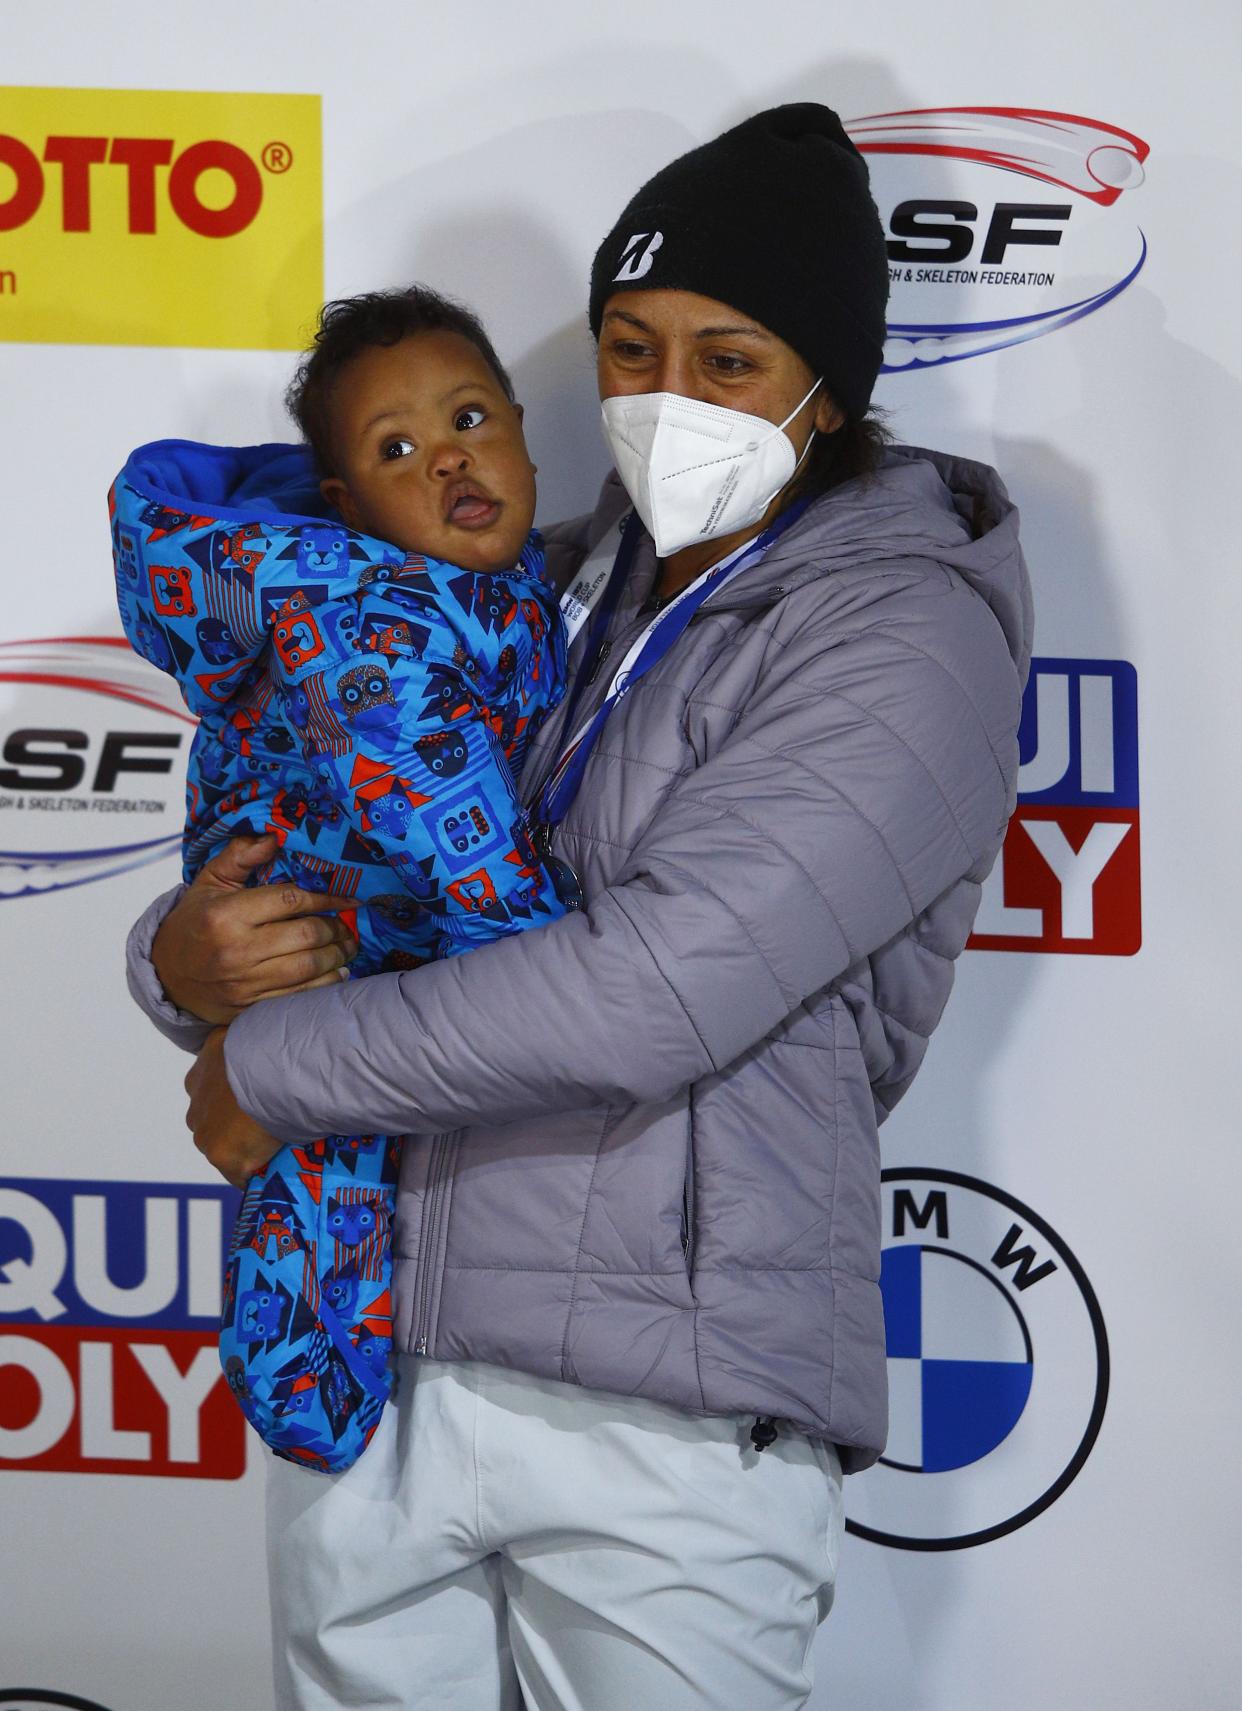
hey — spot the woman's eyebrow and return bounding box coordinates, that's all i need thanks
[602,307,654,332]
[602,306,769,341]
[694,323,770,341]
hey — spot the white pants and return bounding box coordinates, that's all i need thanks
[266,1357,843,1711]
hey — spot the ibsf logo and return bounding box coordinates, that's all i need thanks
[0,87,321,349]
[845,1170,1108,1551]
[844,107,1148,369]
[970,656,1140,954]
[0,1177,244,1479]
[0,637,192,899]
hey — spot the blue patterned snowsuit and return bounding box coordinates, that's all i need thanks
[111,439,566,1471]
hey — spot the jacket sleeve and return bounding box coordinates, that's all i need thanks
[224,575,1020,1142]
[125,883,217,1054]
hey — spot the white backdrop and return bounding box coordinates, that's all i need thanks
[1,4,1239,1708]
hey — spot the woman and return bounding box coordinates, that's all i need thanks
[131,104,1032,1711]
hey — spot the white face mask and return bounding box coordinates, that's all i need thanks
[599,379,821,559]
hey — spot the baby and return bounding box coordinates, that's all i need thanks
[111,287,568,1472]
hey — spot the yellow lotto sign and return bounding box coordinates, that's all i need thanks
[0,87,322,349]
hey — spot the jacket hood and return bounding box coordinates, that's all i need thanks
[121,438,333,524]
[112,440,393,715]
[720,445,1034,682]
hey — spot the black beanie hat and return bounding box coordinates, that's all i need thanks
[589,103,890,420]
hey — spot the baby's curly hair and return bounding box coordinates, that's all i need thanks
[287,286,516,476]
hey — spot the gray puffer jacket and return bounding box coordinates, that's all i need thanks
[128,446,1032,1470]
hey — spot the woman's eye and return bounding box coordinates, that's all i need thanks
[454,407,487,431]
[706,353,751,375]
[611,340,653,361]
[382,437,415,460]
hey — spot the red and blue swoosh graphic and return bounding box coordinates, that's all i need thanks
[0,637,192,900]
[846,107,1150,369]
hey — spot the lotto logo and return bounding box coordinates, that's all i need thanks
[0,1177,244,1479]
[0,87,321,349]
[970,657,1140,954]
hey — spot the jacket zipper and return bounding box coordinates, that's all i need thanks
[412,1131,457,1356]
[681,1113,696,1271]
[750,1417,780,1452]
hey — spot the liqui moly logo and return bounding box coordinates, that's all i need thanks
[844,108,1149,369]
[970,657,1140,955]
[0,1178,244,1479]
[0,637,192,899]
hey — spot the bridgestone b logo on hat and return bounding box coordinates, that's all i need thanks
[614,231,664,282]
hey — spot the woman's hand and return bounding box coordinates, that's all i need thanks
[186,1027,283,1188]
[151,834,359,1024]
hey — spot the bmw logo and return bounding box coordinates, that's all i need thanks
[845,1169,1109,1551]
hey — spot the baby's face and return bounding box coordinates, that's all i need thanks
[319,330,537,573]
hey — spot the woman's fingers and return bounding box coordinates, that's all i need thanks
[241,882,360,926]
[151,867,359,1022]
[245,941,357,997]
[189,882,360,973]
[246,910,359,972]
[185,1026,283,1186]
[196,833,280,892]
[252,968,353,1004]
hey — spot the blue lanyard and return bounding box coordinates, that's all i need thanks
[538,498,810,833]
[551,507,646,756]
